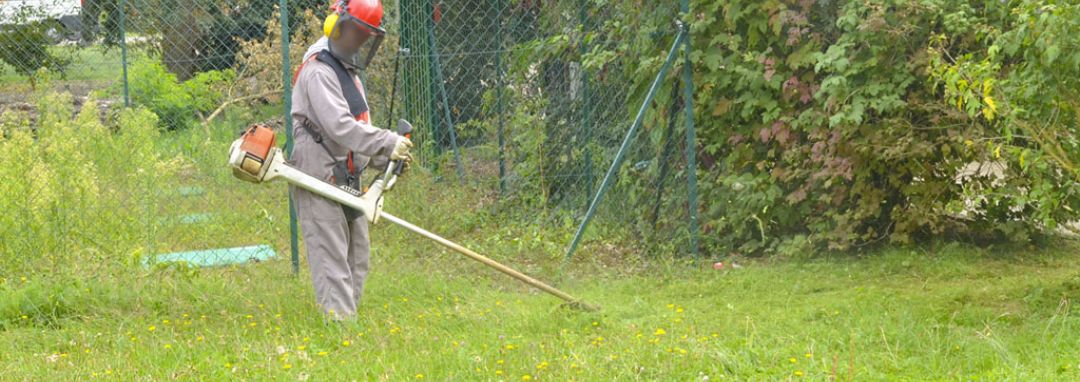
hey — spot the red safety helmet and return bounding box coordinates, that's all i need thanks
[324,0,386,70]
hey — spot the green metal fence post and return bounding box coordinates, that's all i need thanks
[496,0,507,195]
[119,0,129,107]
[280,0,299,275]
[426,7,465,182]
[564,28,687,261]
[680,1,700,259]
[578,0,595,200]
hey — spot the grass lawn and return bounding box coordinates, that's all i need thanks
[3,100,1080,380]
[3,178,1080,380]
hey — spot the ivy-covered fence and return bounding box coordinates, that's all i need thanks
[390,0,1080,258]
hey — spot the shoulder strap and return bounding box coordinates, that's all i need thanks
[315,50,369,119]
[299,119,338,159]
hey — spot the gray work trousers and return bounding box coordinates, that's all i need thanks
[292,185,371,319]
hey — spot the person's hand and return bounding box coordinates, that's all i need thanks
[391,136,413,161]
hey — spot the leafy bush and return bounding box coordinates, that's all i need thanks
[0,81,177,275]
[126,59,233,130]
[0,19,71,83]
[515,0,1079,256]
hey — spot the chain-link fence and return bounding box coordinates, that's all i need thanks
[391,0,699,260]
[0,0,698,280]
[0,0,316,274]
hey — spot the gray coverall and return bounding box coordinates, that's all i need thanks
[290,38,400,319]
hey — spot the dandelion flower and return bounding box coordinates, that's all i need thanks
[283,364,292,370]
[148,325,156,332]
[415,374,424,379]
[789,357,797,364]
[522,375,532,381]
[794,370,804,377]
[654,328,666,336]
[342,340,351,347]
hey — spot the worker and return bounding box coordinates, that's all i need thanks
[290,0,411,320]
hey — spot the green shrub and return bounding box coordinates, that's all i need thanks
[126,59,234,130]
[0,84,176,275]
[514,0,1079,256]
[0,18,71,83]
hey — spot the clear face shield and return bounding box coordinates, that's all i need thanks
[327,14,385,72]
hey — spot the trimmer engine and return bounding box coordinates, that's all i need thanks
[229,124,279,183]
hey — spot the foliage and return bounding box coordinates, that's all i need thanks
[126,58,233,130]
[518,0,1080,256]
[928,0,1080,232]
[0,80,176,275]
[83,0,324,79]
[0,16,71,83]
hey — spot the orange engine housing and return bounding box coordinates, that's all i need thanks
[240,124,276,161]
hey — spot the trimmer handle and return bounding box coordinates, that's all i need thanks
[393,119,413,177]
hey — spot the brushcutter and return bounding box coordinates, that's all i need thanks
[227,121,596,311]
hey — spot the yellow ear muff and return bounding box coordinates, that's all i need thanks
[323,13,341,38]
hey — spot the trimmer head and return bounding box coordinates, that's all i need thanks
[229,124,278,183]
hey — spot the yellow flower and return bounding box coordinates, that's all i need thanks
[148,325,156,332]
[522,375,532,381]
[163,319,170,324]
[283,364,292,370]
[342,340,351,347]
[318,351,329,357]
[225,363,232,368]
[592,321,599,326]
[537,361,549,370]
[497,359,504,364]
[415,374,424,379]
[805,352,812,358]
[654,328,666,336]
[164,344,172,349]
[505,344,516,350]
[794,370,804,377]
[789,357,797,364]
[676,307,684,313]
[496,370,503,375]
[298,345,307,351]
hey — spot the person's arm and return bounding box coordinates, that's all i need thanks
[304,66,400,158]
